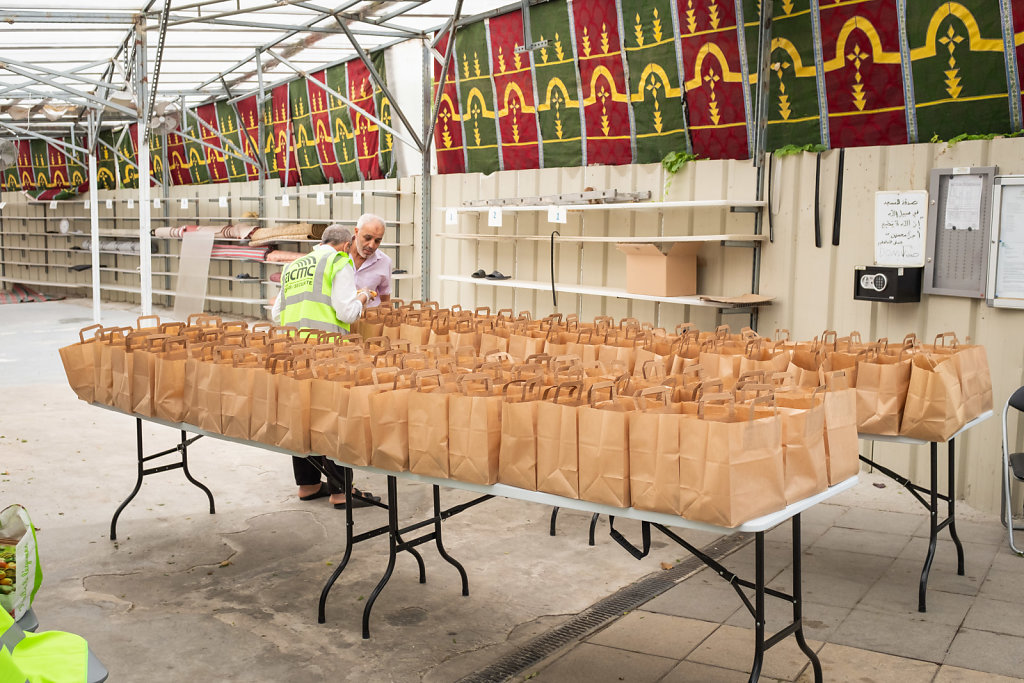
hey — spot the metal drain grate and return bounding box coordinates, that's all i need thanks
[457,531,752,683]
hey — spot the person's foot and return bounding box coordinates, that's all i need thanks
[298,483,330,501]
[332,487,382,509]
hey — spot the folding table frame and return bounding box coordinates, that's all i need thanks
[95,403,856,682]
[859,411,993,612]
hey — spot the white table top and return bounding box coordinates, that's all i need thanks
[858,410,993,446]
[91,402,858,535]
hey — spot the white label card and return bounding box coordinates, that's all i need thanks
[0,202,6,210]
[83,200,90,210]
[547,206,567,224]
[219,196,228,208]
[105,199,113,209]
[353,190,362,206]
[49,200,58,210]
[488,207,502,227]
[316,191,325,206]
[445,208,458,225]
[281,193,290,207]
[180,197,189,209]
[153,197,161,208]
[127,198,134,209]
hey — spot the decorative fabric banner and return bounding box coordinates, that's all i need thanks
[16,140,34,191]
[820,0,907,148]
[432,31,467,174]
[372,51,396,178]
[116,128,138,189]
[215,101,252,182]
[127,124,162,187]
[908,1,1011,141]
[233,94,264,181]
[454,20,502,174]
[30,139,52,190]
[2,155,19,191]
[531,0,585,168]
[306,68,345,183]
[271,83,300,187]
[289,78,329,186]
[488,11,542,170]
[95,131,118,190]
[1014,3,1024,125]
[347,59,383,180]
[45,141,70,190]
[621,0,690,163]
[324,63,361,182]
[676,0,752,159]
[766,0,824,150]
[181,110,212,185]
[146,129,168,187]
[571,0,633,165]
[65,138,89,191]
[197,103,230,184]
[166,129,195,186]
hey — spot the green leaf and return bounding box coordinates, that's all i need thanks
[771,143,827,158]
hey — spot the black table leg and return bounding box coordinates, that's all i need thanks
[588,513,600,546]
[920,442,939,612]
[549,507,559,536]
[749,532,765,683]
[319,467,355,624]
[791,515,823,682]
[433,485,469,596]
[110,419,212,541]
[363,476,401,638]
[947,438,965,575]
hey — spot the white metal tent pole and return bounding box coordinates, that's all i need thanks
[87,112,101,324]
[135,14,153,316]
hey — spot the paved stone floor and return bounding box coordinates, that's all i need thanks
[2,298,1022,682]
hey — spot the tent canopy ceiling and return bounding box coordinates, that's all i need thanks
[0,0,513,137]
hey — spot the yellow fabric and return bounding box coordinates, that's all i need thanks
[14,630,89,683]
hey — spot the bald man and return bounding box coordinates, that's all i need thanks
[349,213,392,308]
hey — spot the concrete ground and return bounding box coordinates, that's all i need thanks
[1,298,1022,682]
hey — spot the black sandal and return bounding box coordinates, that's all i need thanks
[298,482,330,501]
[333,487,382,509]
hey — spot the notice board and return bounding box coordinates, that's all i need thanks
[923,166,996,298]
[986,175,1024,309]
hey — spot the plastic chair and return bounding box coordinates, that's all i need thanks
[0,608,108,683]
[1001,385,1024,555]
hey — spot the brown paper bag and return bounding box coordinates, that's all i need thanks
[370,369,418,472]
[498,379,543,491]
[251,353,291,445]
[578,382,635,508]
[628,387,683,515]
[681,395,785,527]
[59,324,103,403]
[448,374,503,485]
[930,333,992,422]
[132,334,172,417]
[218,348,262,439]
[856,351,912,435]
[275,360,313,453]
[408,370,454,478]
[899,351,966,441]
[775,389,829,504]
[337,367,393,466]
[93,327,130,406]
[536,382,583,499]
[152,337,190,423]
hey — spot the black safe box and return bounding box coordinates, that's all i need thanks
[853,266,923,303]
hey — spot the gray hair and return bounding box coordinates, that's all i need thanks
[355,213,386,232]
[321,224,353,246]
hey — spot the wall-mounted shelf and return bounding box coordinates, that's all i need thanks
[435,233,766,245]
[444,199,766,214]
[438,274,769,309]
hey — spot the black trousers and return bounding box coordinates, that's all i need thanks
[292,456,346,494]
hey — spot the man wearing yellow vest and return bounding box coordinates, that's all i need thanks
[271,224,381,509]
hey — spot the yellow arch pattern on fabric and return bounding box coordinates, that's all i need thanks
[909,3,1003,59]
[684,42,746,90]
[631,63,682,102]
[581,66,630,106]
[537,77,580,112]
[498,82,538,116]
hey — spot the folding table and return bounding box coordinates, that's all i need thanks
[93,402,856,683]
[858,411,993,612]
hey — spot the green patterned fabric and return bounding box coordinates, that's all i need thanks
[372,51,396,178]
[454,20,501,174]
[620,0,689,163]
[114,129,138,189]
[765,0,823,150]
[95,130,118,190]
[325,64,361,182]
[532,0,584,168]
[147,130,167,188]
[908,0,1012,140]
[290,79,328,186]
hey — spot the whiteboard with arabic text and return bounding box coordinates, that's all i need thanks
[874,190,928,267]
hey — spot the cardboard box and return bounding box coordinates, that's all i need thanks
[615,242,700,297]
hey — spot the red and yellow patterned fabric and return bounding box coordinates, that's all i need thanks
[271,83,301,187]
[432,31,467,174]
[347,59,383,180]
[572,0,633,166]
[677,0,752,159]
[488,10,542,170]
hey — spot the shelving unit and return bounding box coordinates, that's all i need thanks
[0,178,417,319]
[437,195,769,327]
